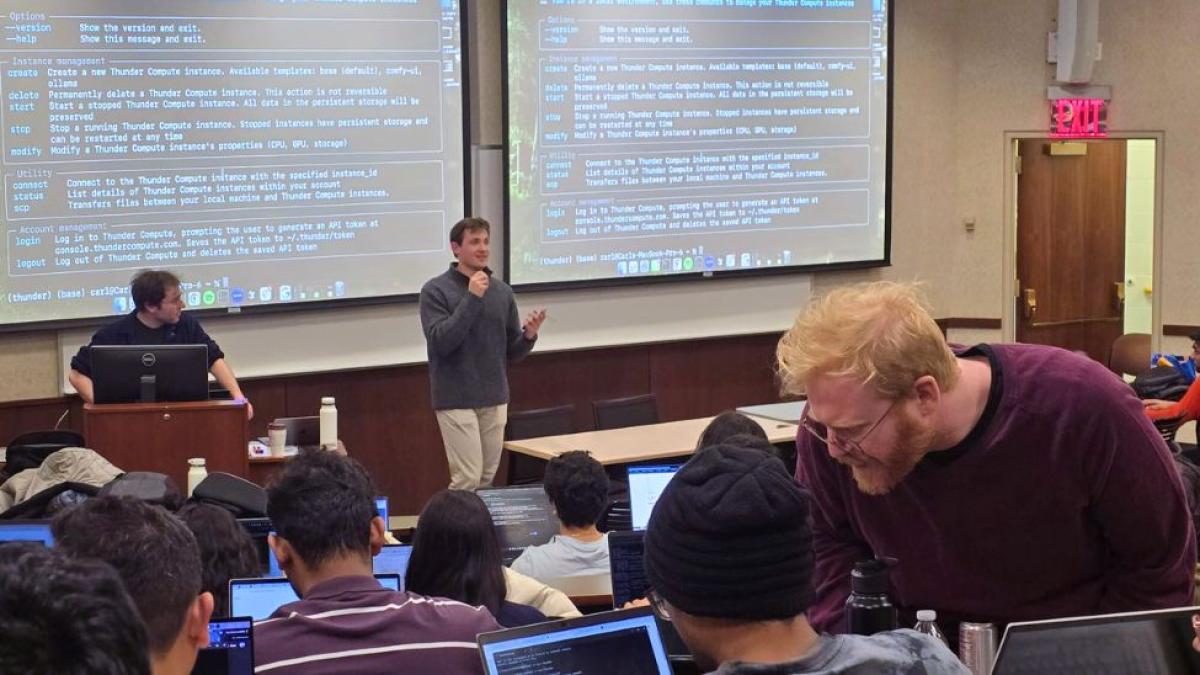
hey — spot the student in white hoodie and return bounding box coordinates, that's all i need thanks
[511,451,610,580]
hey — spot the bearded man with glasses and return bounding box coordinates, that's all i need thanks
[778,282,1194,650]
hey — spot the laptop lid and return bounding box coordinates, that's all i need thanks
[992,606,1200,674]
[0,520,54,547]
[627,464,680,531]
[373,544,412,584]
[191,616,254,675]
[478,607,671,675]
[477,485,560,565]
[229,574,401,621]
[272,417,319,447]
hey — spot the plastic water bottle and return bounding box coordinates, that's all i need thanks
[186,458,207,497]
[914,609,948,645]
[845,559,898,635]
[319,397,338,450]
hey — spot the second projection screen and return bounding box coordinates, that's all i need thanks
[506,0,890,288]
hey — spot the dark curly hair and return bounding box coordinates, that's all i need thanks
[177,502,263,617]
[543,451,609,528]
[0,543,151,674]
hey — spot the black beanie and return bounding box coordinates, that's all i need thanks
[643,443,815,620]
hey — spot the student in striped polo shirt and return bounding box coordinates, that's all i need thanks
[257,450,500,674]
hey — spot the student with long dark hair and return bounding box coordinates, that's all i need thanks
[406,490,547,628]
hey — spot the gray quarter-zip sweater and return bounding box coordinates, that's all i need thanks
[419,264,536,410]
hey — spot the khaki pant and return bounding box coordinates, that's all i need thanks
[436,404,508,490]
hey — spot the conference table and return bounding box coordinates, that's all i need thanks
[502,406,802,467]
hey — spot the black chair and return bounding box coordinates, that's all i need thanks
[3,430,86,477]
[592,394,659,431]
[506,404,576,441]
[599,499,632,533]
[504,404,576,485]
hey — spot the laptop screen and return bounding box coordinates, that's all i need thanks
[627,465,680,531]
[230,574,401,621]
[236,518,273,576]
[608,531,649,609]
[993,607,1200,675]
[374,544,412,583]
[0,521,54,547]
[608,531,691,660]
[477,486,560,565]
[375,496,389,525]
[192,616,254,675]
[478,607,671,675]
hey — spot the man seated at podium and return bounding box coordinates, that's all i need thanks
[68,269,253,419]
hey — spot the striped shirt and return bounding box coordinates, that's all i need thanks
[253,575,500,674]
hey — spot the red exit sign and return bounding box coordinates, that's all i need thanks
[1051,98,1108,138]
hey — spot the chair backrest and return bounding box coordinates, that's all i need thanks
[592,394,659,431]
[4,430,87,476]
[1108,333,1151,376]
[506,404,576,441]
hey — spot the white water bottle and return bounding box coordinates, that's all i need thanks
[186,458,207,497]
[319,397,338,450]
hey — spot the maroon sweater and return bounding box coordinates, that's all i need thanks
[797,344,1195,643]
[253,575,499,674]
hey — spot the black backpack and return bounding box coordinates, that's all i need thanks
[1132,365,1191,402]
[191,472,268,518]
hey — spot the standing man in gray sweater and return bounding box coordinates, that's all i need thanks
[419,217,546,489]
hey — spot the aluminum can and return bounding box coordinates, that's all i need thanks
[958,621,998,675]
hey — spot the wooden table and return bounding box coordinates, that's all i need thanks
[503,415,798,466]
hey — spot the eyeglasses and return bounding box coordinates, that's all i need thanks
[647,589,672,622]
[800,399,899,457]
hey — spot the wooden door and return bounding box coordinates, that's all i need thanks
[1016,139,1126,361]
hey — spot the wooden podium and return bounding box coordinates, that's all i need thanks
[83,400,248,490]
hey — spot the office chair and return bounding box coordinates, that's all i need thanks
[504,404,576,484]
[1108,333,1151,377]
[592,394,659,431]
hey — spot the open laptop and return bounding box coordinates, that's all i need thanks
[374,544,412,581]
[476,485,560,565]
[478,606,671,675]
[627,464,681,531]
[256,416,320,450]
[191,616,253,675]
[0,520,54,547]
[229,574,401,621]
[236,517,274,576]
[992,606,1200,674]
[608,530,692,660]
[375,495,389,524]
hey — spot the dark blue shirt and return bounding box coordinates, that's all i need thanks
[70,311,224,376]
[496,600,547,628]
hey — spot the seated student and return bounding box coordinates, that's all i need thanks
[257,450,499,674]
[1144,330,1200,422]
[510,450,610,580]
[407,489,548,627]
[0,543,151,675]
[52,496,214,675]
[643,442,968,675]
[177,501,263,617]
[696,410,770,449]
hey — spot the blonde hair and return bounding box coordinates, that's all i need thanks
[776,281,959,399]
